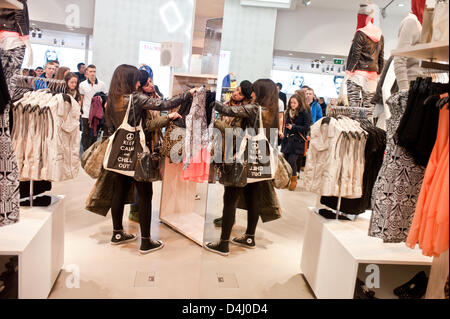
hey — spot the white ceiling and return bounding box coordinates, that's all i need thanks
[300,0,411,16]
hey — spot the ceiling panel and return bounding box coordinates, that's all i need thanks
[301,0,411,16]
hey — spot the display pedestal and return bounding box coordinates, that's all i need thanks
[0,196,65,299]
[159,158,207,246]
[301,207,432,299]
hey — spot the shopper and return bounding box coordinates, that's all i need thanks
[139,64,164,99]
[305,88,323,123]
[277,82,287,110]
[75,63,86,82]
[34,67,43,77]
[55,66,70,80]
[34,61,56,89]
[105,64,194,254]
[281,93,311,191]
[319,97,327,116]
[51,60,60,77]
[212,80,253,228]
[64,72,82,105]
[79,64,107,152]
[205,79,281,256]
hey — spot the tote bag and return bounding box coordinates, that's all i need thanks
[236,105,277,183]
[103,95,149,177]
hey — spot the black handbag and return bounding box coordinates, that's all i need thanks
[218,162,248,187]
[133,104,163,182]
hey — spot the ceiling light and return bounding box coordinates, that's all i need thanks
[398,3,405,6]
[296,65,300,71]
[302,0,311,6]
[288,53,293,56]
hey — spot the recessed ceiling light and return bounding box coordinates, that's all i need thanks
[288,53,293,56]
[398,3,405,6]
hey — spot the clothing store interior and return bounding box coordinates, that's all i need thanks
[0,0,449,301]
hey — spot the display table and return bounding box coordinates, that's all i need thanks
[159,158,208,246]
[301,207,433,299]
[0,196,65,299]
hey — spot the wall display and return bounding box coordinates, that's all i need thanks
[271,69,344,98]
[138,41,171,98]
[21,43,85,71]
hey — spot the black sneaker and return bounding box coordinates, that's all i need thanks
[231,234,256,249]
[139,238,164,255]
[213,217,222,227]
[204,240,229,256]
[110,230,137,245]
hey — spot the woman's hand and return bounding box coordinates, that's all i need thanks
[168,112,182,120]
[189,87,199,96]
[279,131,284,139]
[286,124,292,130]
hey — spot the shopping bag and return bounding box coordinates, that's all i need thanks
[236,105,277,183]
[274,152,292,189]
[103,95,148,177]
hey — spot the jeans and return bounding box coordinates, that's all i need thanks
[285,153,299,176]
[81,117,95,153]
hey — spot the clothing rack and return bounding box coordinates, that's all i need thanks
[322,108,369,221]
[12,76,67,207]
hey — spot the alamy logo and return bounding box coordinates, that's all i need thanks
[64,264,80,289]
[365,264,380,289]
[65,4,80,29]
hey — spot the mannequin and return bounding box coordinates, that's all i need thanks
[346,2,384,123]
[394,0,425,91]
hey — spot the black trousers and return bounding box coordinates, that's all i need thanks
[284,153,299,176]
[221,184,260,241]
[111,173,153,238]
[81,117,95,153]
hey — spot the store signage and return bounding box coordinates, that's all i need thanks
[333,58,345,65]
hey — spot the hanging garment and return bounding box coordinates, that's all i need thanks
[369,91,425,243]
[396,78,448,166]
[320,121,386,215]
[0,53,10,115]
[406,99,449,257]
[0,45,25,227]
[347,80,375,122]
[182,87,211,183]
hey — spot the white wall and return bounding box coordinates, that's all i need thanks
[92,0,195,90]
[220,0,278,83]
[274,7,405,58]
[28,0,95,29]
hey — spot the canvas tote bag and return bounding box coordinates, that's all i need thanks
[103,95,148,177]
[236,105,277,183]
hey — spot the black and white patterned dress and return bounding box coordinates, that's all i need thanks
[0,45,25,227]
[369,91,425,243]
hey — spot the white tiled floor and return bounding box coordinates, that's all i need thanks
[47,169,316,299]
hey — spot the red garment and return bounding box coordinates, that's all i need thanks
[88,96,103,136]
[406,98,449,257]
[182,148,210,183]
[412,0,426,24]
[357,14,373,30]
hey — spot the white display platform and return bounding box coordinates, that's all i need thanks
[0,196,65,299]
[301,207,433,299]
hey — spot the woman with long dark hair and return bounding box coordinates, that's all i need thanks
[64,72,81,105]
[281,92,311,191]
[105,64,193,254]
[205,79,281,256]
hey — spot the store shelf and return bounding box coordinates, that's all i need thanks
[0,0,23,10]
[300,207,432,299]
[391,40,449,63]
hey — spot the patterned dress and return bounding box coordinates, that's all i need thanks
[369,91,425,243]
[0,45,25,227]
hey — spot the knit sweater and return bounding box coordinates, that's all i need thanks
[394,13,423,91]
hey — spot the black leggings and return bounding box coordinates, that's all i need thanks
[285,153,299,176]
[221,184,260,241]
[111,173,153,237]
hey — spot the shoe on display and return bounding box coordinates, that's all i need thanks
[139,238,164,255]
[231,234,256,249]
[213,217,222,227]
[393,271,429,299]
[204,240,230,256]
[110,230,137,245]
[354,278,377,299]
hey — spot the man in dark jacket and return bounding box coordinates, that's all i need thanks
[277,82,287,110]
